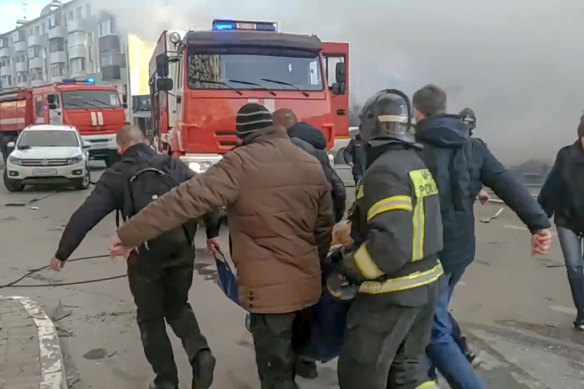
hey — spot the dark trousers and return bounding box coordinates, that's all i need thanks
[128,254,208,387]
[337,297,437,389]
[249,309,311,389]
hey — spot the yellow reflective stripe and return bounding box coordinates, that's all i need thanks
[415,382,439,389]
[358,262,443,294]
[409,169,438,262]
[412,198,425,261]
[354,244,384,280]
[356,184,364,200]
[366,195,413,222]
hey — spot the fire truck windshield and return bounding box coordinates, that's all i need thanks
[187,53,323,92]
[62,90,121,109]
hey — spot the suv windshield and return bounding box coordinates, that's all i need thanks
[62,90,121,109]
[187,53,323,92]
[19,130,79,147]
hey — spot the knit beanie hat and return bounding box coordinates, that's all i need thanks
[235,103,273,139]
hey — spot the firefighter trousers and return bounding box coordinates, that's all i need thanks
[338,295,438,389]
[249,308,312,389]
[128,255,209,387]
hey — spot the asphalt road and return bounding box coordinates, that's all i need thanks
[1,164,583,388]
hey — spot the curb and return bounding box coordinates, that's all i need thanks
[2,296,67,389]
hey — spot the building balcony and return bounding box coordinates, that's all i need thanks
[49,51,67,64]
[31,79,47,87]
[16,80,28,88]
[68,45,86,59]
[48,26,67,40]
[67,19,84,33]
[14,41,27,52]
[101,65,121,80]
[0,66,12,76]
[15,62,27,73]
[27,35,44,47]
[29,57,44,69]
[0,47,11,58]
[51,74,67,82]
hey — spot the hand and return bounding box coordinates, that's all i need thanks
[478,190,490,205]
[50,257,65,272]
[531,229,552,255]
[207,237,221,254]
[109,235,133,263]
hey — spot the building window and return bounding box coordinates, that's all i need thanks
[70,58,86,73]
[49,39,64,53]
[42,23,46,35]
[35,26,40,36]
[99,19,114,36]
[35,95,43,116]
[100,53,120,67]
[49,14,60,28]
[76,7,82,19]
[50,63,66,77]
[31,70,44,81]
[68,31,86,47]
[0,37,8,48]
[69,11,74,20]
[28,46,42,59]
[86,4,91,16]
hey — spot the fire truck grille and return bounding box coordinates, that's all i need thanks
[20,159,68,166]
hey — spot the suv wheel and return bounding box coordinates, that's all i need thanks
[3,170,24,192]
[74,168,91,190]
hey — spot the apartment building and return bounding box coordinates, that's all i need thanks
[0,0,130,99]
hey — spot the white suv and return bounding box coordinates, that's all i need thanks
[3,125,91,192]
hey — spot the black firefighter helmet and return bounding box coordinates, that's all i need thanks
[359,89,414,144]
[459,107,476,131]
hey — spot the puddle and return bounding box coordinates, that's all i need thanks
[194,262,218,281]
[83,348,107,360]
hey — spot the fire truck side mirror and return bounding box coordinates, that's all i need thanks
[156,78,174,91]
[332,82,346,95]
[156,54,170,78]
[335,62,346,84]
[48,103,58,110]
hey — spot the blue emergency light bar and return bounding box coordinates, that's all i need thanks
[212,19,277,32]
[61,77,96,84]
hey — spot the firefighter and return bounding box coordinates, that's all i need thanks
[335,89,443,389]
[459,107,477,136]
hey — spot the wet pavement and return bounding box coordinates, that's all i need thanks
[1,165,583,388]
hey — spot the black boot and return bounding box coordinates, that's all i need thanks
[192,349,216,389]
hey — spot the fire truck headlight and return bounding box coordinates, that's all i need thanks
[189,162,202,173]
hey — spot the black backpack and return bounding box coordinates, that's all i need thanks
[116,155,193,258]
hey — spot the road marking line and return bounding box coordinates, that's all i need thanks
[1,295,67,389]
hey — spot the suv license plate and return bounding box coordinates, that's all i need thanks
[33,169,57,176]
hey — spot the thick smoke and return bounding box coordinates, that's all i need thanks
[96,0,584,165]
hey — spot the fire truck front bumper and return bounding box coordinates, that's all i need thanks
[81,134,117,158]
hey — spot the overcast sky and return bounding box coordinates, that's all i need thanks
[3,0,584,165]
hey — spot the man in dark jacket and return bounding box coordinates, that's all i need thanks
[273,108,346,223]
[110,104,333,389]
[49,125,219,389]
[538,115,584,330]
[412,84,552,389]
[343,133,366,184]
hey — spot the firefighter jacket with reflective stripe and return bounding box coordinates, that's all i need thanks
[347,139,444,298]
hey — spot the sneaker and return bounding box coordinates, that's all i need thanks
[149,383,178,389]
[295,359,318,379]
[192,350,216,389]
[573,320,584,332]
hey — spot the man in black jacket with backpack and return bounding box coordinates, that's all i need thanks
[49,125,218,389]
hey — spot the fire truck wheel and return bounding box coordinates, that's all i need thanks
[73,169,91,190]
[3,170,24,193]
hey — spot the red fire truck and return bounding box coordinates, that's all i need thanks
[148,19,349,172]
[0,78,127,166]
